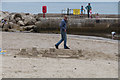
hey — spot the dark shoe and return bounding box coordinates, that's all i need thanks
[64,46,70,49]
[55,45,58,49]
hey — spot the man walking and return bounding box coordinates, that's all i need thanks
[85,3,92,18]
[55,15,70,49]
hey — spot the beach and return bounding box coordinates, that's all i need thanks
[1,32,118,78]
[0,1,119,79]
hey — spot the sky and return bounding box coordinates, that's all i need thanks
[1,0,120,2]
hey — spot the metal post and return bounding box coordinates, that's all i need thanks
[67,8,69,15]
[43,13,45,18]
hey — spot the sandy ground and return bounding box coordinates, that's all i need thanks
[0,31,2,79]
[0,32,118,78]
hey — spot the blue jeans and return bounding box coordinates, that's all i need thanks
[56,31,67,48]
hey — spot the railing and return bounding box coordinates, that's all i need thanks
[61,8,86,16]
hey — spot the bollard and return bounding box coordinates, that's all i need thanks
[67,8,69,15]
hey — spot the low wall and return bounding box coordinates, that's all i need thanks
[34,18,119,34]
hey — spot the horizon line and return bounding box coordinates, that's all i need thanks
[0,1,118,3]
[1,1,119,2]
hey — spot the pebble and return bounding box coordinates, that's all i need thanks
[14,56,16,58]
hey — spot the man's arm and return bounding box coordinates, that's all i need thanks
[60,20,66,31]
[85,6,88,10]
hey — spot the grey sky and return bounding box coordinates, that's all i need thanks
[1,0,120,2]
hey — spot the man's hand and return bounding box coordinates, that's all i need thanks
[65,29,66,32]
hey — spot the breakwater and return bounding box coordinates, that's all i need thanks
[0,11,119,39]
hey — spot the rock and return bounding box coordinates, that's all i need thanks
[10,19,16,23]
[34,14,41,21]
[3,23,11,29]
[12,13,23,23]
[9,22,14,25]
[17,20,25,26]
[3,22,20,30]
[7,13,19,23]
[30,29,34,32]
[8,22,15,28]
[33,21,42,32]
[15,17,21,22]
[2,28,9,32]
[9,14,15,20]
[19,27,24,32]
[24,25,35,31]
[36,18,41,21]
[1,11,10,20]
[25,13,30,15]
[14,13,22,20]
[108,62,110,64]
[11,24,20,29]
[14,56,17,58]
[35,21,41,27]
[23,15,36,26]
[0,23,3,28]
[25,21,35,26]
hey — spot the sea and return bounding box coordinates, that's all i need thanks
[1,2,118,14]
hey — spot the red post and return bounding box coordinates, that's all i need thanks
[43,13,45,18]
[42,6,47,18]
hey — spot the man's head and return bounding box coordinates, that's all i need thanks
[64,15,68,21]
[4,19,7,22]
[88,3,90,5]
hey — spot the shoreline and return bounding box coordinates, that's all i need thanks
[4,31,118,40]
[2,31,117,41]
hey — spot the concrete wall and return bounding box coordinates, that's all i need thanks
[34,18,119,34]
